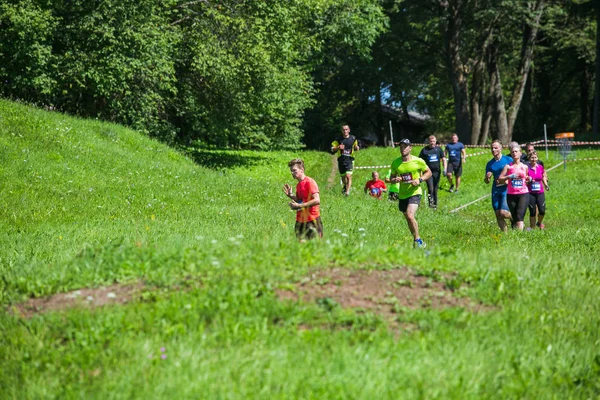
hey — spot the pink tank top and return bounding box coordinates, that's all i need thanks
[507,163,529,195]
[527,164,545,193]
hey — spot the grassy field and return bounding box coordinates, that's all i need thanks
[1,99,600,399]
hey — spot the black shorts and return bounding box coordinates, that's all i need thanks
[528,192,546,216]
[398,195,421,213]
[295,217,323,240]
[447,161,462,177]
[337,156,354,175]
[388,191,399,201]
[507,193,529,222]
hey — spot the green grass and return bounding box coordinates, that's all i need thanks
[1,99,600,398]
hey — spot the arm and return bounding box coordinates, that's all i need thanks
[484,170,493,184]
[441,150,447,173]
[331,141,340,154]
[353,139,359,152]
[282,183,300,203]
[497,165,511,184]
[290,192,320,210]
[461,148,466,164]
[412,166,432,186]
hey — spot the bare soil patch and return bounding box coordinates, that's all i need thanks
[276,267,491,323]
[11,282,146,318]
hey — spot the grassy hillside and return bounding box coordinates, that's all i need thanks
[1,99,600,398]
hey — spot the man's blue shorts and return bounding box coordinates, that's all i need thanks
[491,192,509,211]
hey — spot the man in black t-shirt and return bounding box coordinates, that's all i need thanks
[331,124,359,196]
[521,142,545,167]
[418,135,446,208]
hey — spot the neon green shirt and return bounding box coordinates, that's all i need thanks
[385,169,399,193]
[390,155,428,199]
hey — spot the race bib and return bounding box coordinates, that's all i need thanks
[429,155,438,162]
[342,149,352,156]
[511,178,523,188]
[401,173,413,182]
[531,181,541,192]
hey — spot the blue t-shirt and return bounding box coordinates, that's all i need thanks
[445,142,465,163]
[486,155,512,194]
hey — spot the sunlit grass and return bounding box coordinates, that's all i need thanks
[1,99,600,398]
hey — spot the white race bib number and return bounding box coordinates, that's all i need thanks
[512,178,523,188]
[401,173,413,182]
[531,181,541,192]
[429,155,438,162]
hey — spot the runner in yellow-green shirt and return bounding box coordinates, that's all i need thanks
[389,138,432,248]
[385,169,400,201]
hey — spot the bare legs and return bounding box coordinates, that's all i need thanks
[342,173,352,195]
[495,209,512,232]
[403,203,420,240]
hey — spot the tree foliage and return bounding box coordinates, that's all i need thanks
[0,0,386,150]
[0,0,596,148]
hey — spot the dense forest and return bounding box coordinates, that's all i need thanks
[1,0,597,149]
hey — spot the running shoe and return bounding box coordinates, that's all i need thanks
[342,185,346,194]
[414,238,426,248]
[454,189,459,193]
[449,185,455,193]
[538,223,545,230]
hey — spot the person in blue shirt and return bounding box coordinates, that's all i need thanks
[484,140,513,231]
[444,133,466,192]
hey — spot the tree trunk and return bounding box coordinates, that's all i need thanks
[506,0,545,137]
[470,59,484,144]
[441,0,472,144]
[480,94,492,145]
[488,43,509,144]
[581,62,592,132]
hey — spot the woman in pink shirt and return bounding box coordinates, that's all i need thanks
[498,145,530,231]
[527,151,549,229]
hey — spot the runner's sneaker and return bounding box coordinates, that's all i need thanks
[414,238,426,248]
[449,185,455,193]
[538,223,545,230]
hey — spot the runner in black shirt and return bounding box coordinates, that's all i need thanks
[418,135,446,208]
[331,124,359,196]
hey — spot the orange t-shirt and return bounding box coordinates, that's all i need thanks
[295,176,320,222]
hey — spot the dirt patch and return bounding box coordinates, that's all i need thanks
[276,267,491,323]
[11,282,146,318]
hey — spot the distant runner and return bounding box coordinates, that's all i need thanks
[385,169,400,201]
[331,124,359,196]
[389,139,432,248]
[282,158,323,241]
[521,142,545,167]
[419,135,446,208]
[498,145,530,231]
[484,140,513,232]
[444,133,466,193]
